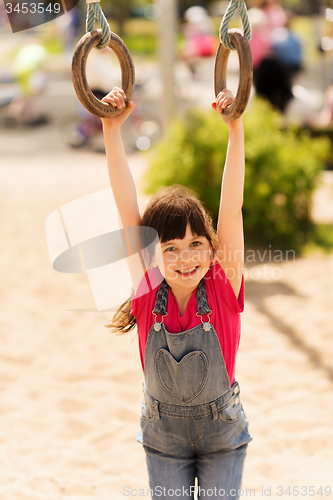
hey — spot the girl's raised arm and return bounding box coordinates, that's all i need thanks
[101,88,147,293]
[101,87,141,229]
[212,90,245,299]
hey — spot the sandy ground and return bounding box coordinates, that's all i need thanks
[0,116,332,500]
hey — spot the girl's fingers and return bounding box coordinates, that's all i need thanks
[216,90,234,105]
[102,98,116,107]
[223,99,232,109]
[213,101,224,113]
[216,98,227,112]
[113,97,125,109]
[110,91,125,108]
[213,91,234,114]
[102,97,118,108]
[217,89,233,98]
[102,96,125,109]
[101,88,127,108]
[217,97,233,111]
[101,94,115,104]
[113,89,126,100]
[113,86,126,97]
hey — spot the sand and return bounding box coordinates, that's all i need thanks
[1,122,333,500]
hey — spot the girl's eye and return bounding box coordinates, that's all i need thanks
[191,241,202,247]
[165,246,176,252]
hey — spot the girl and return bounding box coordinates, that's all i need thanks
[101,88,252,499]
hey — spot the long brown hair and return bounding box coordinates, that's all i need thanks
[106,185,218,334]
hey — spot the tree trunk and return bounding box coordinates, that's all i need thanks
[116,0,130,37]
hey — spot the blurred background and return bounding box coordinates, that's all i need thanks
[0,0,333,499]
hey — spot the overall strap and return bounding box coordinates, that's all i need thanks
[153,278,211,316]
[196,279,211,315]
[153,279,169,316]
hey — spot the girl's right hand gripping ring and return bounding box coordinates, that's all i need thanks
[214,28,253,121]
[72,29,135,118]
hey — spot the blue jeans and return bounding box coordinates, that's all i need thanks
[144,443,248,500]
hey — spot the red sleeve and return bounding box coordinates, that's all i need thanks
[207,262,244,314]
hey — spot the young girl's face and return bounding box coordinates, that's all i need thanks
[158,224,212,289]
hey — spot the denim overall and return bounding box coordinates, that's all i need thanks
[137,278,252,499]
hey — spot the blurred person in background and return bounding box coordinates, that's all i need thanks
[249,2,314,125]
[248,7,272,71]
[270,12,303,77]
[249,1,293,113]
[256,0,288,31]
[180,5,218,77]
[253,55,293,113]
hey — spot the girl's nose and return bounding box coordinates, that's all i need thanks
[179,249,191,262]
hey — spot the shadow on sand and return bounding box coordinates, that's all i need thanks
[246,280,333,382]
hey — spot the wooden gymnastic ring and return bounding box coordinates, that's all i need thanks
[71,29,135,118]
[214,29,253,120]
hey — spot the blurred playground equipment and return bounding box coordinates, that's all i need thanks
[60,84,162,153]
[0,43,49,127]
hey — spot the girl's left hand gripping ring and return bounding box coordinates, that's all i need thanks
[71,29,135,118]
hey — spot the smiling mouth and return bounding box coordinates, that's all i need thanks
[176,266,199,276]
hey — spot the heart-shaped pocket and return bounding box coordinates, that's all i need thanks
[155,349,208,403]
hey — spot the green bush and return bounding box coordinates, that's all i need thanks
[121,34,157,54]
[144,98,331,252]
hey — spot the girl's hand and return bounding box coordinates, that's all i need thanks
[212,89,242,129]
[101,87,135,131]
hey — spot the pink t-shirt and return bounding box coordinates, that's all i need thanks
[130,262,244,385]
